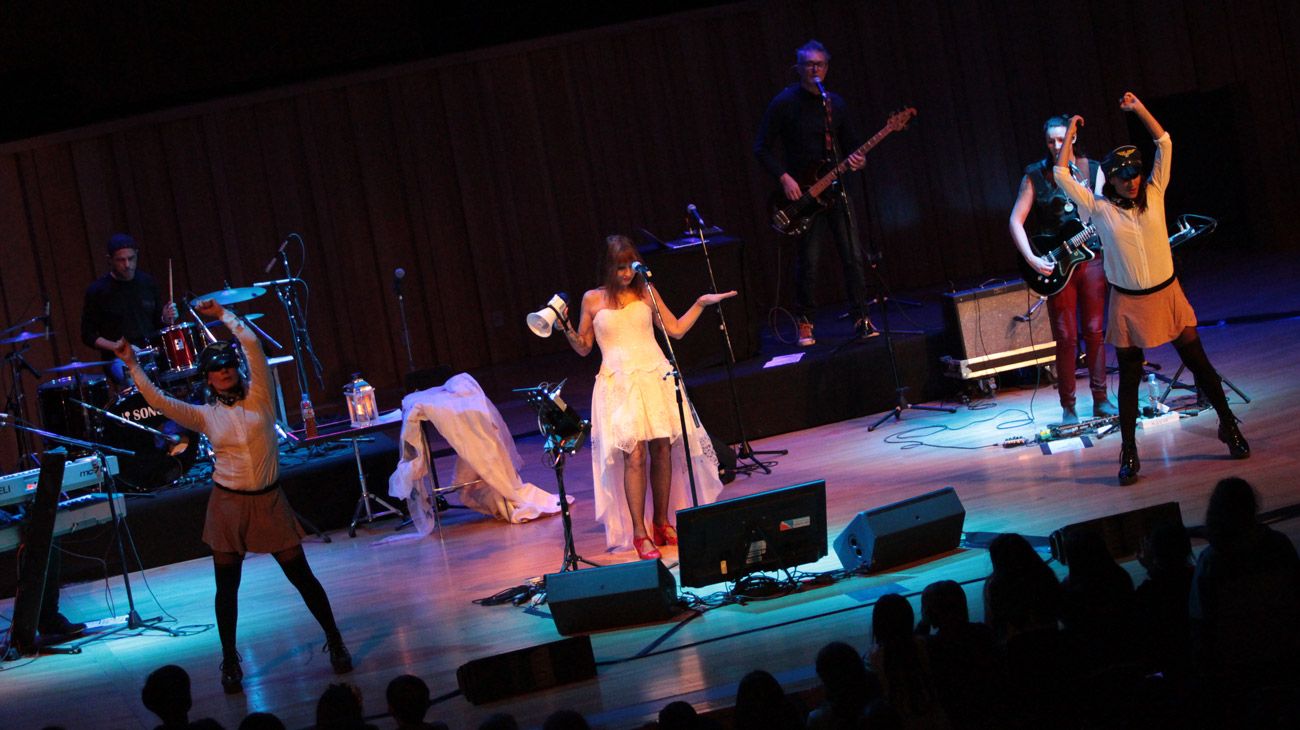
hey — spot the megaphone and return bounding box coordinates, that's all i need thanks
[526,293,570,337]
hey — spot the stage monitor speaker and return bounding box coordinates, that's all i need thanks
[834,487,965,573]
[456,635,596,705]
[546,559,678,635]
[942,280,1055,379]
[1049,502,1183,565]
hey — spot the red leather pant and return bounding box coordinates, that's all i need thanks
[1046,256,1108,408]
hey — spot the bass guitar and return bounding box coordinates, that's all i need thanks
[1018,218,1101,297]
[769,107,917,236]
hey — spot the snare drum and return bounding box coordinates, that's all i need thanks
[154,323,205,373]
[37,375,110,451]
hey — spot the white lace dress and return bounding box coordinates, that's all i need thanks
[590,299,725,551]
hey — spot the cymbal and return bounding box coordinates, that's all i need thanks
[45,359,113,373]
[0,330,50,346]
[191,286,266,307]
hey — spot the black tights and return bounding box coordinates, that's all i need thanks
[1115,327,1233,446]
[213,545,340,656]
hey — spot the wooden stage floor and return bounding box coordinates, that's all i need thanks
[4,254,1299,729]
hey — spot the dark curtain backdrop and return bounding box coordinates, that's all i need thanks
[3,0,1297,469]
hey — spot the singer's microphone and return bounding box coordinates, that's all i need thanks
[813,76,828,98]
[263,238,289,274]
[394,267,405,296]
[630,261,653,280]
[686,204,706,230]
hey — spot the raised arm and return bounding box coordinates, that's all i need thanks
[1120,91,1172,192]
[196,299,270,407]
[651,286,739,340]
[1052,115,1098,215]
[113,338,207,433]
[1121,91,1164,140]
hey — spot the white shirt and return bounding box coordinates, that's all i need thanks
[130,311,279,490]
[1054,132,1173,291]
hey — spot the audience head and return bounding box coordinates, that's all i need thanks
[872,592,916,647]
[920,579,969,632]
[316,682,364,729]
[989,532,1049,576]
[734,669,799,730]
[1138,521,1192,577]
[1064,529,1121,581]
[658,700,700,729]
[541,709,590,730]
[386,674,430,726]
[141,664,192,723]
[238,713,286,730]
[1205,476,1259,545]
[815,640,882,717]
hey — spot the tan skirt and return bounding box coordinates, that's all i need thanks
[1106,278,1198,349]
[202,483,306,555]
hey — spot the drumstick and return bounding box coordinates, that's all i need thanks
[168,258,174,315]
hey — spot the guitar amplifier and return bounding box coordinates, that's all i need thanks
[942,280,1055,380]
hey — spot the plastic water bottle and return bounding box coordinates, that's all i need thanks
[301,397,318,438]
[1146,373,1160,415]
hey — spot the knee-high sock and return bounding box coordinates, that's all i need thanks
[1116,347,1145,446]
[1173,336,1233,421]
[214,560,242,654]
[276,550,340,641]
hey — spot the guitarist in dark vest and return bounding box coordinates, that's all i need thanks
[754,40,876,347]
[1009,115,1117,424]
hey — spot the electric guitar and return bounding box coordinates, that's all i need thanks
[769,107,917,236]
[1018,218,1102,297]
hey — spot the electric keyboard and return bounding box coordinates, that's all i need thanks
[0,492,127,552]
[0,455,120,508]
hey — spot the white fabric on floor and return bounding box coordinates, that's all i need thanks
[388,373,563,536]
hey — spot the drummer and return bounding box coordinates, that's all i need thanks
[80,233,178,386]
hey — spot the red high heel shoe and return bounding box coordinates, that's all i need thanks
[633,536,661,560]
[652,523,678,546]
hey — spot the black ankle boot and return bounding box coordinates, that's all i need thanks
[1118,443,1140,486]
[220,651,243,694]
[1218,419,1250,459]
[324,636,353,674]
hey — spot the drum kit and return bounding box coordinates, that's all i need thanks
[2,285,267,492]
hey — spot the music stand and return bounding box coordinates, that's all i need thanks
[516,382,597,573]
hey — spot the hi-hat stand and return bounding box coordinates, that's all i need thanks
[683,206,785,475]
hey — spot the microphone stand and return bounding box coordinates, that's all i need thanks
[395,276,415,373]
[641,274,700,506]
[687,215,786,475]
[264,244,324,440]
[0,419,182,649]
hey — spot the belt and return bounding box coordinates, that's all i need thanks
[1112,274,1176,297]
[214,480,280,496]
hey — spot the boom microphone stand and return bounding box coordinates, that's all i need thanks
[683,205,785,475]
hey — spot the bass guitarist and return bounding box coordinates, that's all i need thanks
[754,40,876,346]
[1009,115,1117,424]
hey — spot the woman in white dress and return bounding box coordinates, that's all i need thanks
[561,235,736,559]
